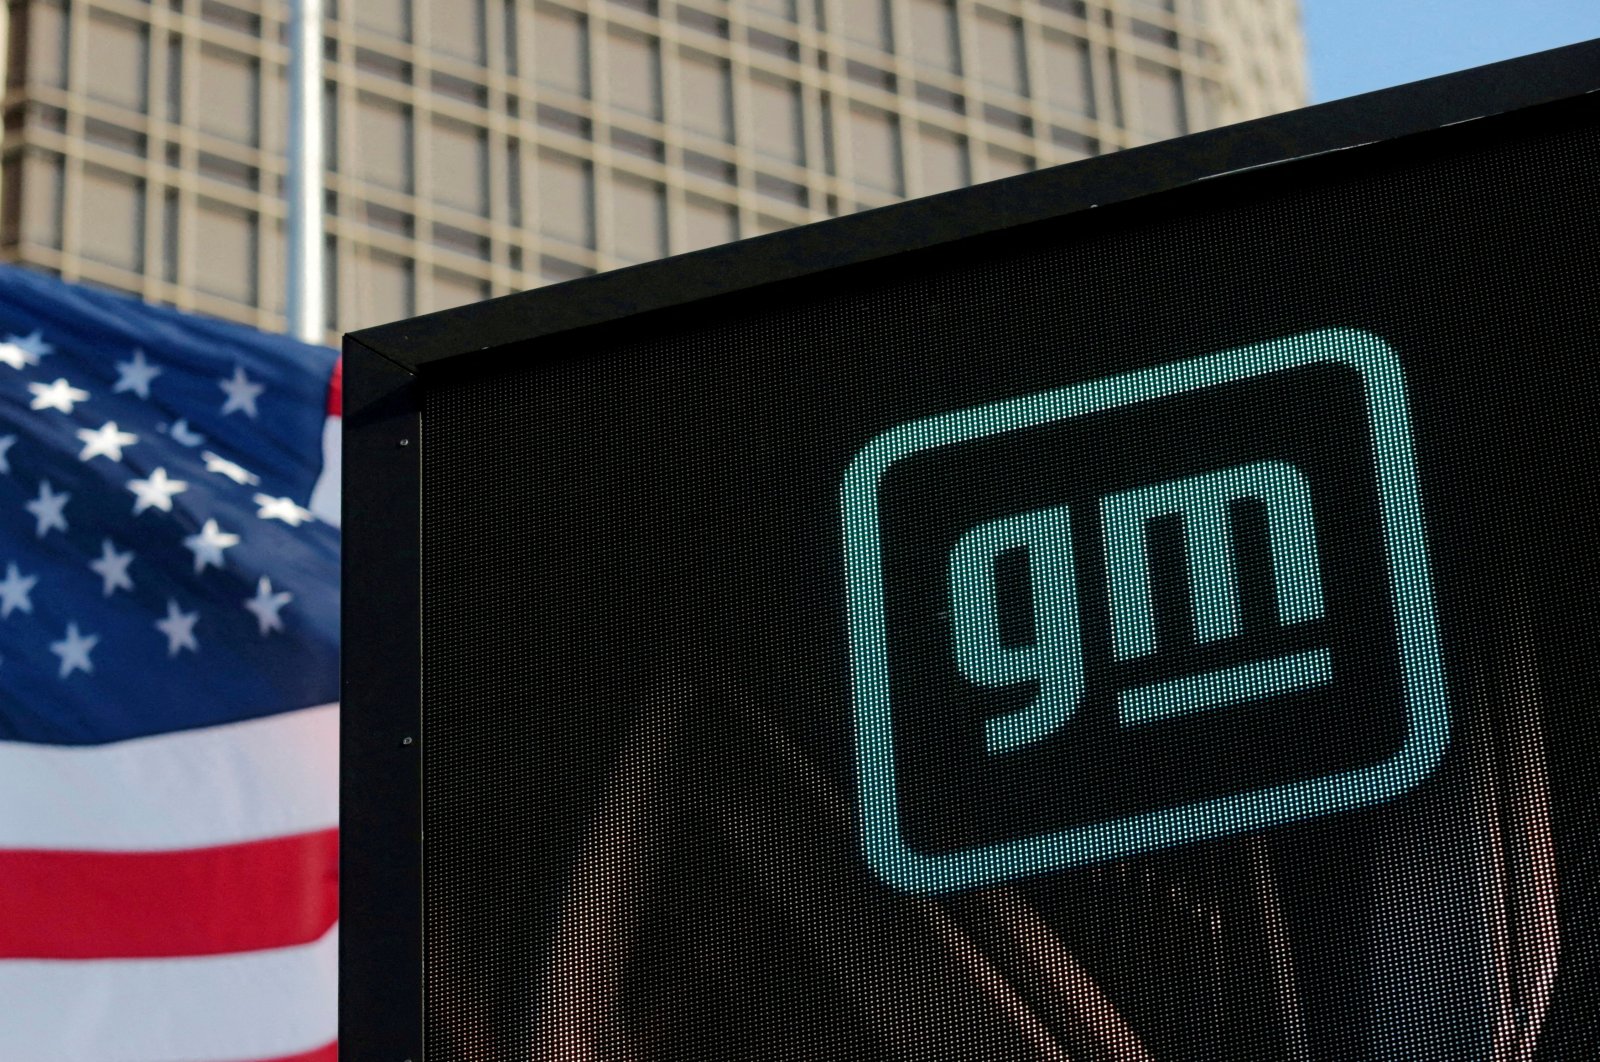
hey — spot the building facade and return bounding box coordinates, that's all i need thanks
[0,0,1304,339]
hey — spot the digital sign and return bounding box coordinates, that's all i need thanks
[343,43,1600,1062]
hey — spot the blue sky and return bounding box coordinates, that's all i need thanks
[1304,0,1599,103]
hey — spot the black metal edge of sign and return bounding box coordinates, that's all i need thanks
[348,37,1600,375]
[340,335,424,1062]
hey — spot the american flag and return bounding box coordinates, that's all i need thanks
[0,266,340,1062]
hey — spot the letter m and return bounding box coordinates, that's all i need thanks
[1100,460,1325,662]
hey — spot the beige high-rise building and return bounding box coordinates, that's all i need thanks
[0,0,1305,341]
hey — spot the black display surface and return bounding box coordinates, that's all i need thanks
[343,42,1600,1062]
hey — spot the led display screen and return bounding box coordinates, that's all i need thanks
[359,86,1600,1061]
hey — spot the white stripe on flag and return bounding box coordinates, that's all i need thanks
[0,703,338,850]
[0,924,337,1062]
[309,414,341,527]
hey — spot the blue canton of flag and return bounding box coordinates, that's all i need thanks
[0,267,338,744]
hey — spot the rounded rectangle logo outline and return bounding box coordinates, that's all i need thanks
[841,328,1450,894]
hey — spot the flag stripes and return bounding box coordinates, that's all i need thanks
[0,702,338,850]
[0,828,337,958]
[0,925,337,1061]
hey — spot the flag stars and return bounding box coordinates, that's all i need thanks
[183,518,239,574]
[29,378,91,414]
[0,330,50,370]
[219,366,264,418]
[0,343,30,371]
[203,450,259,486]
[128,467,188,515]
[0,562,36,618]
[244,576,292,636]
[155,599,200,657]
[167,420,205,447]
[50,622,99,678]
[113,349,162,399]
[255,494,315,527]
[25,480,69,538]
[89,539,135,597]
[77,421,138,463]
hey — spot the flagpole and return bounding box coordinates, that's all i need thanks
[286,0,326,345]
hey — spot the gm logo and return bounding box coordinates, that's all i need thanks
[842,329,1449,894]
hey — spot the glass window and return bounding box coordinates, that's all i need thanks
[194,200,258,306]
[1039,32,1094,117]
[357,250,415,327]
[526,6,589,97]
[1197,78,1226,129]
[1134,60,1186,140]
[754,172,805,206]
[606,30,662,119]
[86,11,149,113]
[260,215,282,312]
[1049,126,1097,161]
[684,150,735,184]
[429,0,486,62]
[197,151,256,190]
[679,52,732,142]
[356,0,412,41]
[974,11,1027,95]
[21,151,64,250]
[748,0,797,20]
[845,104,902,193]
[819,92,835,173]
[198,46,260,147]
[539,256,591,285]
[354,92,415,193]
[319,232,337,328]
[429,268,489,312]
[167,36,184,124]
[430,118,490,216]
[986,144,1032,180]
[199,1,259,35]
[506,139,524,227]
[749,75,805,165]
[610,174,665,263]
[1131,19,1178,47]
[323,80,340,175]
[434,223,489,260]
[677,7,729,40]
[907,0,959,73]
[916,125,967,195]
[25,1,69,90]
[841,0,892,52]
[753,213,790,235]
[79,165,144,272]
[681,195,736,253]
[538,152,594,248]
[914,81,963,113]
[86,118,147,159]
[748,27,799,61]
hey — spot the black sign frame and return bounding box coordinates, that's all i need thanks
[341,39,1600,1061]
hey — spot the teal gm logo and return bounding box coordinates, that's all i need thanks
[841,329,1449,895]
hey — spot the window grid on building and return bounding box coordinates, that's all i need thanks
[0,0,1305,338]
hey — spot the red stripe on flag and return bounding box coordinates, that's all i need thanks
[327,356,342,417]
[0,828,338,959]
[255,1041,338,1062]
